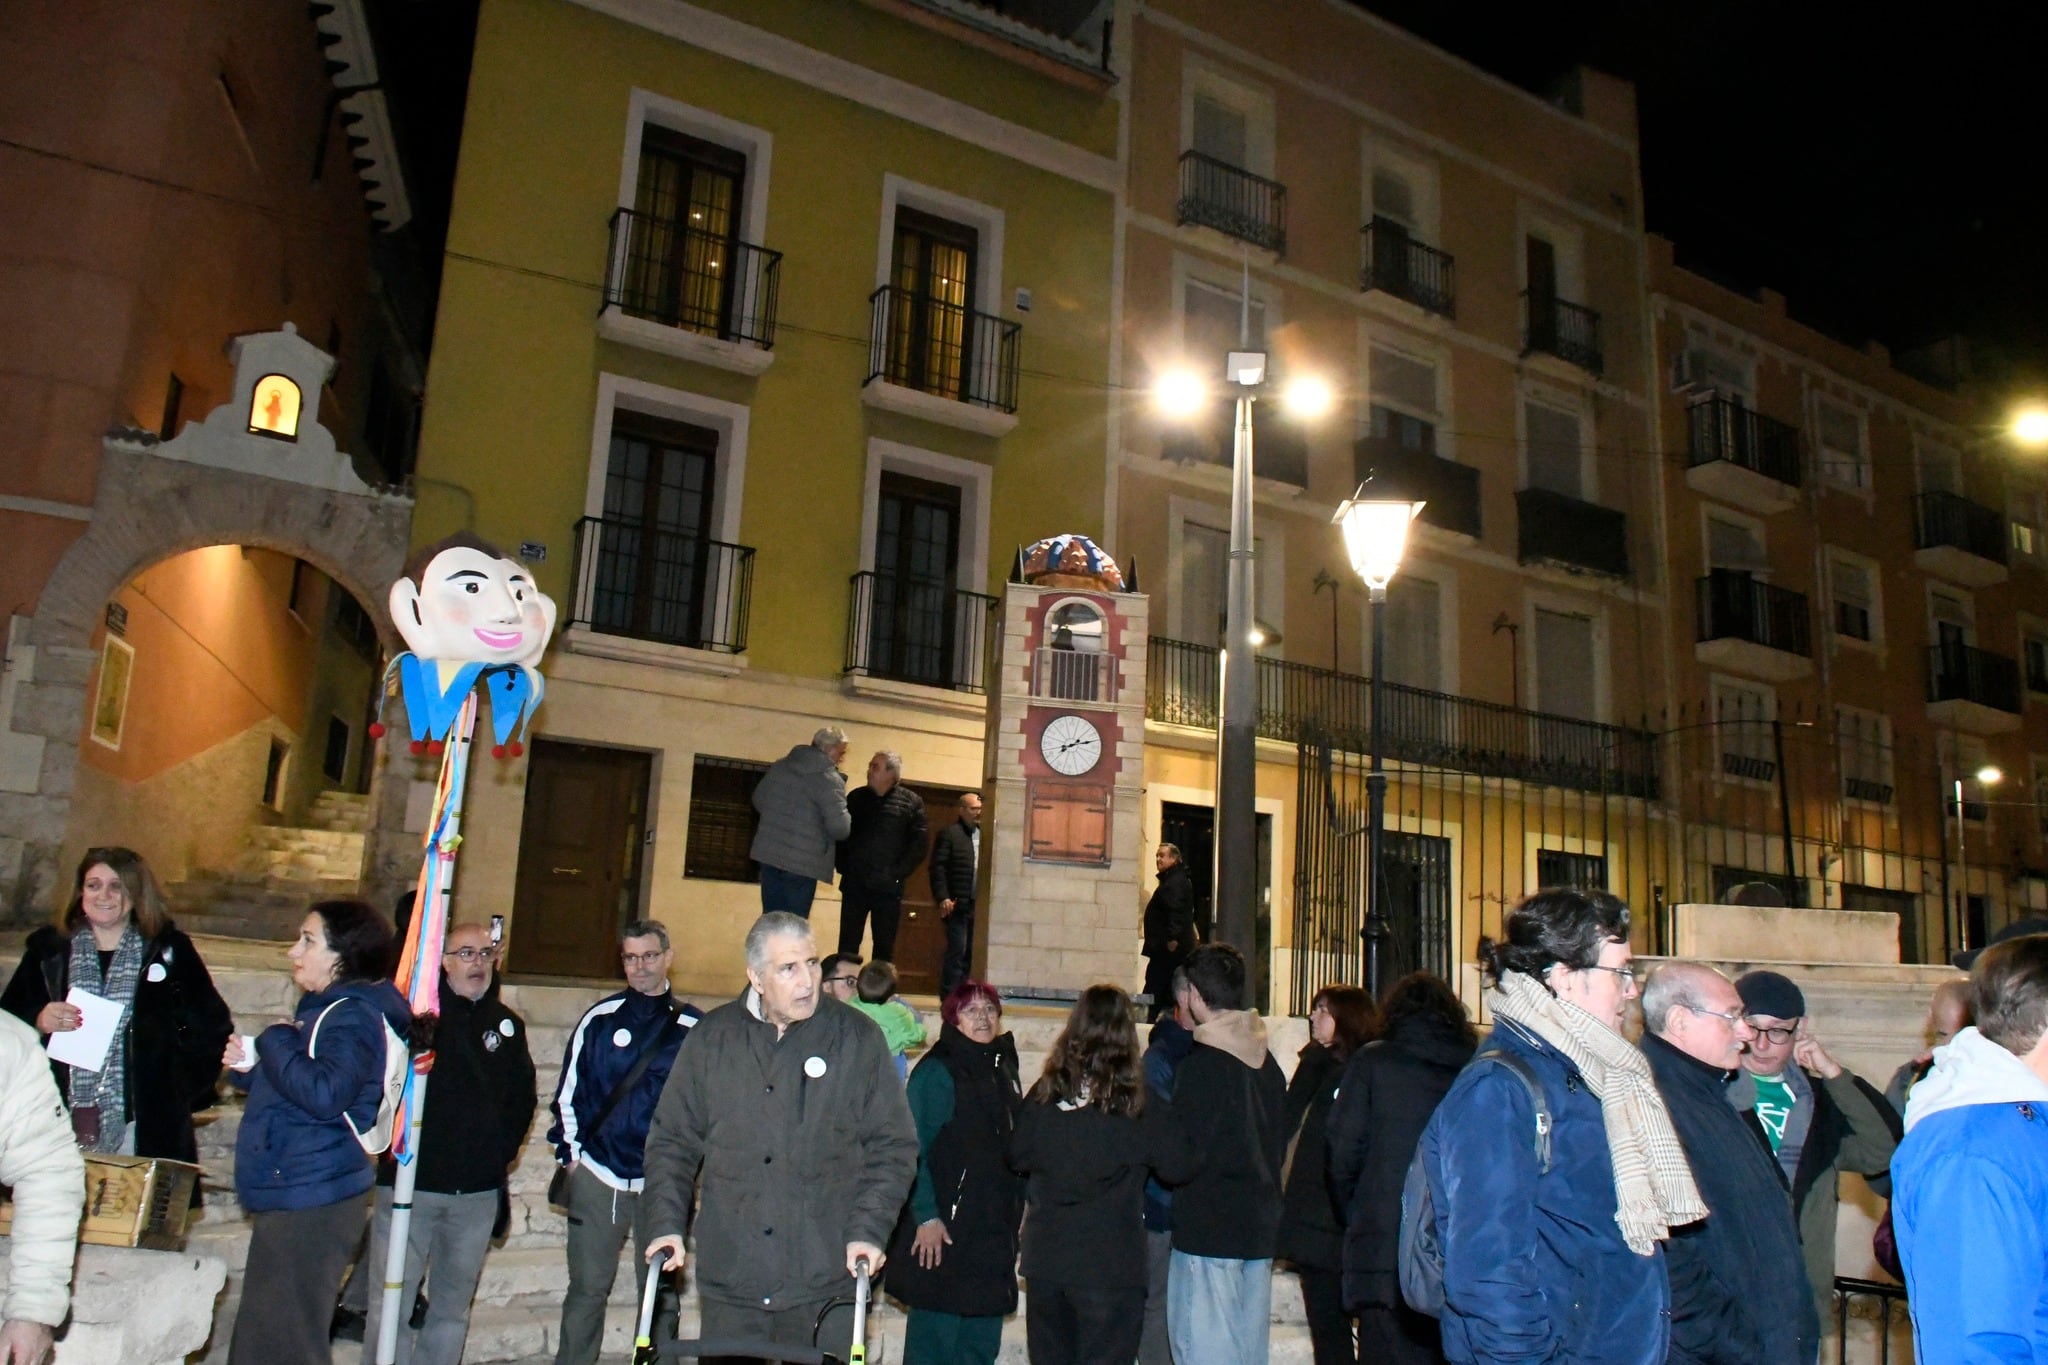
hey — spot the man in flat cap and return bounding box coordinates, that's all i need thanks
[1730,970,1900,1334]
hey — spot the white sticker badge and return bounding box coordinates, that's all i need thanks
[499,1018,518,1037]
[613,1028,634,1047]
[803,1055,828,1079]
[145,963,168,984]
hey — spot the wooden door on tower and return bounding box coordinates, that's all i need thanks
[889,782,969,997]
[510,739,651,978]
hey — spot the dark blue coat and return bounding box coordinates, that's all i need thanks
[547,987,700,1184]
[231,977,411,1214]
[1420,1019,1671,1365]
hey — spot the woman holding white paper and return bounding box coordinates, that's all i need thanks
[0,845,233,1160]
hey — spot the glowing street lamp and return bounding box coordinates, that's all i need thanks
[2012,407,2048,449]
[1953,764,2005,955]
[1333,490,1424,995]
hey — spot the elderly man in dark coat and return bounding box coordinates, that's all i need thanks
[750,727,852,917]
[836,750,928,962]
[642,913,918,1359]
[1642,962,1819,1365]
[1141,843,1196,1021]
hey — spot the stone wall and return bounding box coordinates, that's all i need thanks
[0,1244,225,1365]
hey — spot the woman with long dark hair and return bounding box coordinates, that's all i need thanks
[1276,984,1376,1364]
[1008,984,1193,1365]
[885,979,1022,1365]
[1,846,232,1161]
[1416,889,1701,1364]
[1325,973,1478,1363]
[223,899,411,1365]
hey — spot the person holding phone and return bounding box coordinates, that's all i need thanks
[1731,971,1901,1336]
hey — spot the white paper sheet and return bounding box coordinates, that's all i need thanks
[46,987,123,1073]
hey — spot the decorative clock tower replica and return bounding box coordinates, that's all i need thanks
[981,534,1149,995]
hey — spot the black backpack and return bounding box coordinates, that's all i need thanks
[1397,1045,1552,1317]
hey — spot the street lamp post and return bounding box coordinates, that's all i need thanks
[1154,276,1331,1003]
[1952,763,2003,955]
[1334,490,1424,997]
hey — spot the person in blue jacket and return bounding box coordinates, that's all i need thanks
[1894,932,2048,1363]
[1419,888,1704,1365]
[223,899,411,1365]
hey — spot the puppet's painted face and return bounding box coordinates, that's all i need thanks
[390,546,556,668]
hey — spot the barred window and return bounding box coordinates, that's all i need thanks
[685,756,768,882]
[1536,848,1606,890]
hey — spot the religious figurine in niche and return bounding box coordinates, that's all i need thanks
[370,532,557,758]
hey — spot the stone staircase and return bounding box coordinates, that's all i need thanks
[165,792,372,942]
[0,935,1941,1364]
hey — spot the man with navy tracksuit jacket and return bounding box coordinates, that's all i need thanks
[547,921,702,1365]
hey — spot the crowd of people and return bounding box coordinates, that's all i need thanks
[7,837,2048,1365]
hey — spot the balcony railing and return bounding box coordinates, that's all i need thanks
[1354,436,1480,539]
[602,208,781,347]
[844,571,998,693]
[1146,635,1660,799]
[866,285,1021,413]
[571,516,754,654]
[1034,646,1115,702]
[1915,490,2008,565]
[1927,642,2022,714]
[1176,150,1287,254]
[1160,397,1309,488]
[1696,571,1812,657]
[1360,217,1455,318]
[1522,291,1604,375]
[1517,487,1629,579]
[1687,396,1802,488]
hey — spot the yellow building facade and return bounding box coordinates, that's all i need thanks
[408,0,1121,991]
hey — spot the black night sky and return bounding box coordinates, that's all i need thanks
[1357,1,2048,392]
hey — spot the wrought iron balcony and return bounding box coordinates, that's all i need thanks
[1353,436,1480,539]
[844,571,998,693]
[1146,635,1660,799]
[1927,643,2021,715]
[1160,396,1308,488]
[1696,571,1812,656]
[1687,396,1802,488]
[1522,291,1603,375]
[1360,217,1455,318]
[1176,150,1286,255]
[866,285,1021,413]
[1916,491,2007,565]
[602,208,780,347]
[570,515,754,654]
[1516,487,1629,579]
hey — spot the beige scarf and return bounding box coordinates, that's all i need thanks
[1488,971,1705,1256]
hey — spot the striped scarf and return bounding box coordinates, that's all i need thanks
[67,923,143,1153]
[1489,970,1706,1256]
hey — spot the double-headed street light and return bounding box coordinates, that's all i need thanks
[1334,488,1424,998]
[1153,314,1331,1002]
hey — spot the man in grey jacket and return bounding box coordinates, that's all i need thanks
[642,913,917,1358]
[750,727,853,916]
[0,1010,85,1365]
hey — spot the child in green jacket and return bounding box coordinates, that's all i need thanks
[849,959,925,1079]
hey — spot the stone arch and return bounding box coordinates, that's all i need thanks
[3,439,416,920]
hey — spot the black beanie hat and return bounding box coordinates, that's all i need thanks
[1736,970,1806,1020]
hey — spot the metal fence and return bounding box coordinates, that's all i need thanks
[1522,290,1603,374]
[843,571,998,694]
[1832,1278,1910,1365]
[602,208,780,347]
[569,515,754,654]
[866,285,1021,413]
[1176,150,1287,254]
[1360,216,1456,317]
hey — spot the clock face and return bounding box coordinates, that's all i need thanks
[1039,713,1104,776]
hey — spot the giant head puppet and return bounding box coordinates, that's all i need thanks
[372,533,557,757]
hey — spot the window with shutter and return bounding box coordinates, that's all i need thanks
[1837,708,1894,804]
[1192,95,1249,167]
[1715,682,1774,782]
[1829,556,1876,642]
[1184,279,1265,358]
[1372,167,1416,230]
[685,756,769,881]
[1385,575,1442,691]
[1920,444,1963,497]
[1533,608,1596,721]
[1815,399,1868,491]
[2034,757,2048,839]
[1707,514,1768,573]
[1524,400,1585,498]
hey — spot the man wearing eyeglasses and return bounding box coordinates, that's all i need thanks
[1641,963,1818,1365]
[356,921,536,1365]
[821,953,863,1004]
[549,921,703,1365]
[1730,970,1900,1336]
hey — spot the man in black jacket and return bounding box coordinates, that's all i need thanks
[927,792,982,997]
[1142,844,1196,1022]
[1165,942,1287,1365]
[643,913,918,1358]
[836,750,929,962]
[1642,963,1818,1365]
[360,922,537,1365]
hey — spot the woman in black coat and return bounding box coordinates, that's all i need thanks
[1324,971,1479,1365]
[1276,984,1377,1365]
[1141,843,1196,1021]
[0,846,233,1163]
